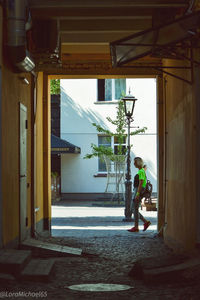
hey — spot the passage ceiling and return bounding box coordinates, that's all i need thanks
[29,0,193,72]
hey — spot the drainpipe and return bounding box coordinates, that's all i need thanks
[6,0,35,72]
[163,77,168,233]
[193,50,200,247]
[31,71,37,238]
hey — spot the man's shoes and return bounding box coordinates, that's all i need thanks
[143,221,151,231]
[127,227,139,232]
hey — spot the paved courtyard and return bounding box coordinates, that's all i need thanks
[1,200,200,299]
[51,200,157,238]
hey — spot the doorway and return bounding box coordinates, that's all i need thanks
[50,77,158,237]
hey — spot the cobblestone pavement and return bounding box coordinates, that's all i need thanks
[1,201,200,300]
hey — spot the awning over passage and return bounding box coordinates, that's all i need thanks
[110,11,200,67]
[51,134,81,154]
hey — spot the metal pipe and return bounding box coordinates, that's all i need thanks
[6,0,35,72]
[30,73,36,238]
[6,0,26,47]
[163,77,168,233]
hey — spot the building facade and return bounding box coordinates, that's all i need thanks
[60,78,157,198]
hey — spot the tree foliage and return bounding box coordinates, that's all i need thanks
[50,79,60,94]
[84,100,147,160]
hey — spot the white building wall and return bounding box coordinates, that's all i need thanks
[60,78,157,194]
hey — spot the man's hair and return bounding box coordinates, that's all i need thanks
[134,157,144,167]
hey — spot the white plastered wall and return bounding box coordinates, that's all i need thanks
[60,78,157,194]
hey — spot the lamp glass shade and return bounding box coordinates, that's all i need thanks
[122,96,137,117]
[126,100,134,115]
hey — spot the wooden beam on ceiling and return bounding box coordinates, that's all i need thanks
[29,0,189,9]
[59,19,152,33]
[61,44,110,54]
[61,53,111,62]
[31,7,154,19]
[30,1,189,20]
[61,32,139,43]
[61,52,161,63]
[49,74,158,79]
[38,61,161,76]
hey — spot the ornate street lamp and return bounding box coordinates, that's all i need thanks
[122,91,137,221]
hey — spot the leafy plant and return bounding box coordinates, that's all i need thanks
[84,100,147,160]
[84,144,114,159]
[50,79,60,94]
[51,171,59,178]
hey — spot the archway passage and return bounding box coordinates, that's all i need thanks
[31,0,198,259]
[1,1,200,299]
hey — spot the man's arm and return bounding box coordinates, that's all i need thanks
[136,179,144,196]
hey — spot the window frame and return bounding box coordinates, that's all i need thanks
[98,135,112,173]
[97,78,126,102]
[97,134,127,173]
[113,136,127,155]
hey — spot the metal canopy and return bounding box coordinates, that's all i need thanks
[51,134,81,154]
[110,11,200,67]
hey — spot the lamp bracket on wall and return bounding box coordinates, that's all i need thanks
[114,41,199,85]
[123,45,198,85]
[153,45,198,85]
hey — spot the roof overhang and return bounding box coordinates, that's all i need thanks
[51,147,81,154]
[51,134,81,154]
